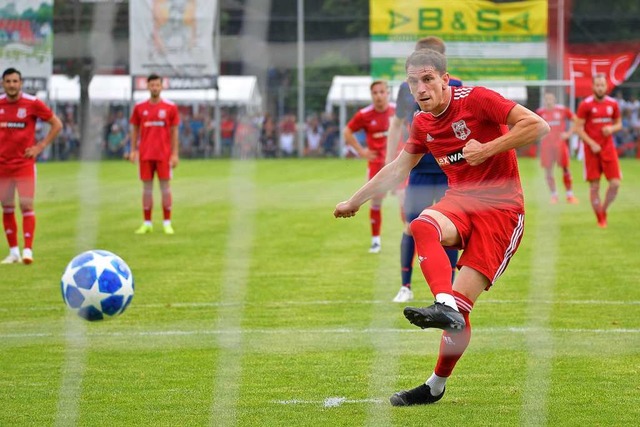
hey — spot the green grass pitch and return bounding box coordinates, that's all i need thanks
[1,157,639,426]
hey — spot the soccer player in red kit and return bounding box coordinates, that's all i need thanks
[0,68,62,264]
[574,73,622,228]
[334,49,549,405]
[536,92,578,204]
[129,74,180,234]
[342,80,395,253]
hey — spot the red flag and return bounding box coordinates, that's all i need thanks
[565,51,640,97]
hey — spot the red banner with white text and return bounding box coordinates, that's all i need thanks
[565,50,640,98]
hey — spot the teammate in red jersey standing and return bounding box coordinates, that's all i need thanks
[334,49,549,405]
[0,68,62,264]
[342,80,395,253]
[536,92,579,204]
[129,74,180,234]
[574,73,622,228]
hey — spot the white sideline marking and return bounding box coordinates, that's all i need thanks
[54,160,100,425]
[3,298,640,313]
[4,326,640,340]
[209,160,256,427]
[274,397,384,407]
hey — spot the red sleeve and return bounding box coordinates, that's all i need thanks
[404,113,430,155]
[469,86,515,125]
[34,99,53,121]
[535,107,543,117]
[612,101,621,120]
[129,106,140,126]
[564,106,574,120]
[576,101,589,120]
[347,111,364,132]
[170,105,180,126]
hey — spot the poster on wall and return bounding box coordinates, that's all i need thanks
[370,0,548,82]
[130,0,218,89]
[0,0,53,92]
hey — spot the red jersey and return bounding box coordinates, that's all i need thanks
[405,86,522,212]
[347,103,396,164]
[0,92,53,170]
[130,98,180,161]
[576,95,620,151]
[536,105,573,145]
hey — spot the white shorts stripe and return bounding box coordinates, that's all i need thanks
[492,213,525,283]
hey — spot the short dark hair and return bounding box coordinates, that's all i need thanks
[370,80,388,91]
[147,73,162,83]
[415,36,446,54]
[405,49,447,74]
[592,73,606,82]
[2,67,22,80]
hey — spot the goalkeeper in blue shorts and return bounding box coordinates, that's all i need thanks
[386,36,460,303]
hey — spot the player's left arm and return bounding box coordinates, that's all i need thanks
[24,113,63,159]
[463,104,550,166]
[602,117,622,137]
[170,125,179,168]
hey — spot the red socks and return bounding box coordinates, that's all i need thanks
[2,206,18,248]
[22,210,35,249]
[434,291,474,377]
[162,189,172,221]
[410,215,453,296]
[143,188,153,221]
[370,206,381,238]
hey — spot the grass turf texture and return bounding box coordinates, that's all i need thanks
[1,158,639,426]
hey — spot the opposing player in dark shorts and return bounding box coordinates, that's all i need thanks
[334,49,549,405]
[386,36,461,303]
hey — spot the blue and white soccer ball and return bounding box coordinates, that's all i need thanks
[60,250,134,321]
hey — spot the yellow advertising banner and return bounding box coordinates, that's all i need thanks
[371,0,547,40]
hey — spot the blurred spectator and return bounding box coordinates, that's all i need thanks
[278,113,296,157]
[234,115,258,159]
[260,112,277,158]
[320,111,339,157]
[105,123,127,159]
[220,109,236,157]
[179,122,195,158]
[304,114,323,157]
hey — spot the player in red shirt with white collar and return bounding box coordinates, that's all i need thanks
[0,68,62,264]
[574,73,622,228]
[535,92,578,204]
[343,80,395,253]
[334,49,549,405]
[129,74,180,235]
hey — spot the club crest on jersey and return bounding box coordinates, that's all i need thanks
[158,109,166,119]
[17,108,27,119]
[451,120,470,140]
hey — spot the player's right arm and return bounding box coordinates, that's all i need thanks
[334,150,422,218]
[343,125,376,161]
[129,125,140,162]
[573,116,601,154]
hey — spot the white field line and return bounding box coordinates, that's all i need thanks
[5,298,639,313]
[520,175,558,427]
[274,397,384,407]
[54,160,99,425]
[4,326,640,340]
[209,160,256,427]
[365,237,401,426]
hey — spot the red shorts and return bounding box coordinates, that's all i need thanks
[139,160,172,181]
[583,145,621,181]
[428,194,525,286]
[367,162,387,199]
[540,141,569,169]
[0,164,36,202]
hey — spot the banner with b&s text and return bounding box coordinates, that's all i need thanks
[129,0,218,89]
[370,0,548,82]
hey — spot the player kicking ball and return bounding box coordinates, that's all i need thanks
[334,49,549,405]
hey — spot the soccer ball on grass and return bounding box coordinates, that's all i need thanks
[61,250,134,321]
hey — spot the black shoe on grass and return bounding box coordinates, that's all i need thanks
[389,384,445,406]
[403,302,465,333]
